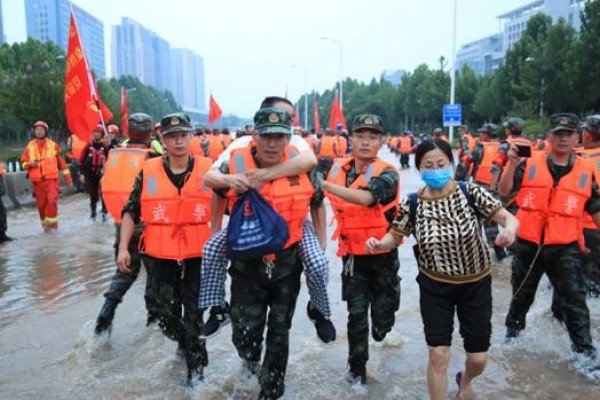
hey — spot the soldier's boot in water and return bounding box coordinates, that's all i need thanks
[94,298,119,335]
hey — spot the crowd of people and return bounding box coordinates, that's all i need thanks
[1,99,599,399]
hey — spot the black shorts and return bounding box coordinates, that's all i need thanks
[417,273,492,353]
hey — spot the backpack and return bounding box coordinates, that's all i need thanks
[226,189,290,261]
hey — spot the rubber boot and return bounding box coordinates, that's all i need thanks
[95,298,119,335]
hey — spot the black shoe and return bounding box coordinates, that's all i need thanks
[307,302,336,343]
[90,210,97,221]
[95,299,118,335]
[505,327,521,343]
[347,361,367,385]
[101,213,107,223]
[0,234,14,243]
[199,303,231,339]
[371,326,387,342]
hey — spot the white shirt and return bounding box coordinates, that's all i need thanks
[211,135,310,169]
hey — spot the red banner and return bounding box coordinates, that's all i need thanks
[120,87,128,138]
[208,94,222,124]
[328,91,346,131]
[313,98,320,132]
[64,12,112,142]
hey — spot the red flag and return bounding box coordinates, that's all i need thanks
[64,12,112,142]
[328,91,347,131]
[313,98,320,132]
[292,103,300,127]
[120,87,128,138]
[208,94,222,124]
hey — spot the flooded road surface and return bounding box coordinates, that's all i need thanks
[1,148,599,399]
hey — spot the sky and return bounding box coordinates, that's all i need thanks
[3,0,527,117]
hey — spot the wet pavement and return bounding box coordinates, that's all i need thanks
[0,148,599,399]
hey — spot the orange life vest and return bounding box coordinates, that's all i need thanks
[24,139,61,181]
[208,134,225,160]
[326,157,399,256]
[399,136,412,154]
[464,133,476,152]
[318,136,337,158]
[227,145,314,249]
[390,137,400,150]
[474,142,499,185]
[337,136,348,156]
[102,148,150,223]
[515,153,593,247]
[577,147,600,230]
[68,134,87,162]
[189,135,204,157]
[140,156,213,261]
[222,135,232,147]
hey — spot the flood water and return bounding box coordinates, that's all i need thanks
[0,148,599,399]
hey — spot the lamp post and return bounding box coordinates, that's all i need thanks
[449,0,458,143]
[291,64,308,130]
[320,36,343,110]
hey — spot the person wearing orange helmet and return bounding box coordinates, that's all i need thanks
[79,124,109,221]
[20,121,73,232]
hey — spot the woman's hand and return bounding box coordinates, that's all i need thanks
[366,236,383,253]
[495,228,516,248]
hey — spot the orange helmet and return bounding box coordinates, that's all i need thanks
[108,124,120,135]
[94,124,104,133]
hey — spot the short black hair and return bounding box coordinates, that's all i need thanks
[260,96,293,109]
[414,139,454,171]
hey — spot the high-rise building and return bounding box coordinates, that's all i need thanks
[171,48,205,112]
[25,0,106,77]
[112,17,177,93]
[0,0,5,44]
[456,0,586,75]
[456,34,504,76]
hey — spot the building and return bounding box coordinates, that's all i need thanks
[456,34,504,76]
[0,0,5,44]
[381,69,406,87]
[498,0,586,52]
[456,0,586,75]
[25,0,106,77]
[171,48,205,113]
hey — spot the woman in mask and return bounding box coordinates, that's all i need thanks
[366,139,519,400]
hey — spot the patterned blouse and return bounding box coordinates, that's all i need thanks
[392,181,503,284]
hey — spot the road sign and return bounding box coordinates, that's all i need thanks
[443,103,462,126]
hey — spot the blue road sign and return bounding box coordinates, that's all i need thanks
[443,103,462,126]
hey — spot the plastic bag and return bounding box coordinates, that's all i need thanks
[226,189,290,261]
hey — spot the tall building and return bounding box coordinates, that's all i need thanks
[0,0,5,44]
[25,0,106,77]
[456,0,586,75]
[456,34,504,76]
[498,0,586,52]
[171,48,205,112]
[112,17,176,93]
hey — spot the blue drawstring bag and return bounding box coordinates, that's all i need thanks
[226,189,290,261]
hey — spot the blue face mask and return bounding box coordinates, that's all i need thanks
[420,167,453,189]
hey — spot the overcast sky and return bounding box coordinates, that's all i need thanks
[3,0,526,117]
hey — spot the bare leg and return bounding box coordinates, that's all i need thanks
[427,346,450,400]
[457,352,487,400]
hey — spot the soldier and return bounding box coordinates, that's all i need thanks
[321,114,400,384]
[455,125,476,181]
[491,117,532,194]
[398,130,414,169]
[204,107,323,399]
[94,113,158,335]
[315,129,339,177]
[499,113,600,362]
[117,113,212,385]
[0,160,13,243]
[20,121,73,232]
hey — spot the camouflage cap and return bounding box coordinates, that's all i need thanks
[478,123,498,136]
[128,113,153,136]
[352,114,383,134]
[160,113,193,135]
[503,117,524,131]
[549,113,579,133]
[253,107,292,135]
[433,128,443,135]
[583,115,600,134]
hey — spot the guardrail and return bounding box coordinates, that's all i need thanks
[1,170,76,211]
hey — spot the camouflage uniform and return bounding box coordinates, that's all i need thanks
[505,151,600,355]
[121,114,208,379]
[219,107,321,399]
[326,114,401,378]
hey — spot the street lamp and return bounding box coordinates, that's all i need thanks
[320,36,343,110]
[291,64,308,130]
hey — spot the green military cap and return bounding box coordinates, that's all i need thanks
[502,117,524,131]
[352,114,383,134]
[478,123,497,135]
[160,113,193,135]
[253,107,292,135]
[549,113,579,133]
[583,115,600,134]
[128,113,153,135]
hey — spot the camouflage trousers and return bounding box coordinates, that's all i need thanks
[341,249,401,366]
[506,240,595,353]
[229,245,303,399]
[143,255,207,372]
[582,229,600,297]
